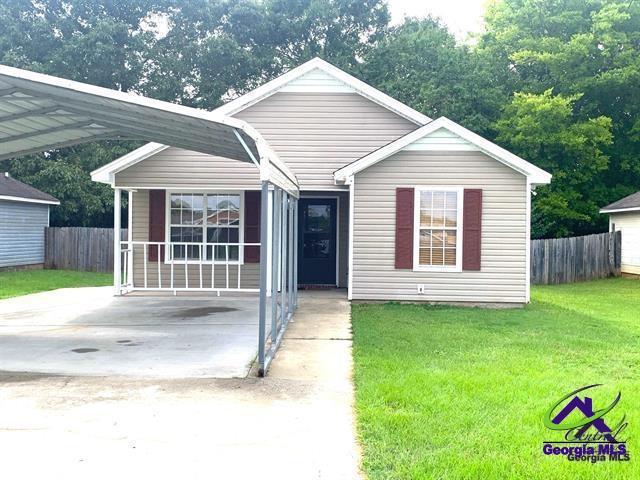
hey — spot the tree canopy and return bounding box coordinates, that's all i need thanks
[1,0,639,238]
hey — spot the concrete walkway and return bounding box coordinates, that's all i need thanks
[0,289,360,480]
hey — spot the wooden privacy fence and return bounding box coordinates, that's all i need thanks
[46,228,622,282]
[530,231,621,285]
[45,227,127,273]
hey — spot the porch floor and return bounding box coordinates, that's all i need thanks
[0,287,264,378]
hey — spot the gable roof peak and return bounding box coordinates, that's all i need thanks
[215,57,431,125]
[334,116,552,185]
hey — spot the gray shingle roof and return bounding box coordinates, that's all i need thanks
[0,173,59,204]
[600,191,640,213]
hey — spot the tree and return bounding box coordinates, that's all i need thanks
[495,90,612,238]
[143,0,390,109]
[481,0,640,236]
[359,17,505,135]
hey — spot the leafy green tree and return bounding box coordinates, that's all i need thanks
[144,0,390,109]
[359,17,505,135]
[495,90,612,238]
[481,0,640,236]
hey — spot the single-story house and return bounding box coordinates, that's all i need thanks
[0,58,551,372]
[600,191,640,276]
[0,172,59,270]
[90,58,551,304]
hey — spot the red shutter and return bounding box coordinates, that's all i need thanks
[244,191,261,263]
[395,188,414,269]
[148,190,166,261]
[462,189,482,270]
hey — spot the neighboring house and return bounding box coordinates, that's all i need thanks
[0,172,59,269]
[91,58,551,305]
[600,191,640,276]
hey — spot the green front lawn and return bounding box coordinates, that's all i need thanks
[353,278,640,479]
[0,269,112,299]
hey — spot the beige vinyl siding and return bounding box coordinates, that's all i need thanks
[235,92,418,190]
[129,190,259,289]
[279,68,353,93]
[115,148,260,189]
[610,212,640,274]
[352,151,528,303]
[403,127,476,151]
[115,92,418,191]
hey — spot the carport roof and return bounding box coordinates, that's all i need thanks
[0,64,298,195]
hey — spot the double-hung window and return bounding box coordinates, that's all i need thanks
[169,192,242,263]
[414,187,463,271]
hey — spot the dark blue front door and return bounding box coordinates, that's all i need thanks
[298,198,337,285]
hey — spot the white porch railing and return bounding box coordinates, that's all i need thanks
[118,241,260,294]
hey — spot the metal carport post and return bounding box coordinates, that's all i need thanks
[257,179,298,376]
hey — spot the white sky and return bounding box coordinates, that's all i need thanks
[387,0,488,41]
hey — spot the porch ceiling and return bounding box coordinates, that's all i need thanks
[0,64,298,195]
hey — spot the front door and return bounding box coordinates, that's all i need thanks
[298,198,337,286]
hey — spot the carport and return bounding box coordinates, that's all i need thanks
[0,64,299,375]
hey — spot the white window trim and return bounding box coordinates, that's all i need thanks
[164,190,245,265]
[412,186,464,272]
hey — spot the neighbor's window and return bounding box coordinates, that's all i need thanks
[169,193,241,262]
[416,189,461,269]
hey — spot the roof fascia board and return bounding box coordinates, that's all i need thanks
[334,117,552,185]
[600,206,640,214]
[0,194,59,205]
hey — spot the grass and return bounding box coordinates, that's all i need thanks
[0,269,112,299]
[352,278,640,479]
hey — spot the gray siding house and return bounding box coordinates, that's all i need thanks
[0,172,59,269]
[92,58,551,305]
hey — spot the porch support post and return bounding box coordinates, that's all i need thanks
[293,197,298,309]
[257,180,270,376]
[113,187,122,295]
[348,176,355,300]
[271,187,281,344]
[127,190,134,288]
[280,191,288,328]
[288,195,294,314]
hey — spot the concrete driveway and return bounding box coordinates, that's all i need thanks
[0,289,360,480]
[0,287,260,378]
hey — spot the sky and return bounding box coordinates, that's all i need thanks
[387,0,488,41]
